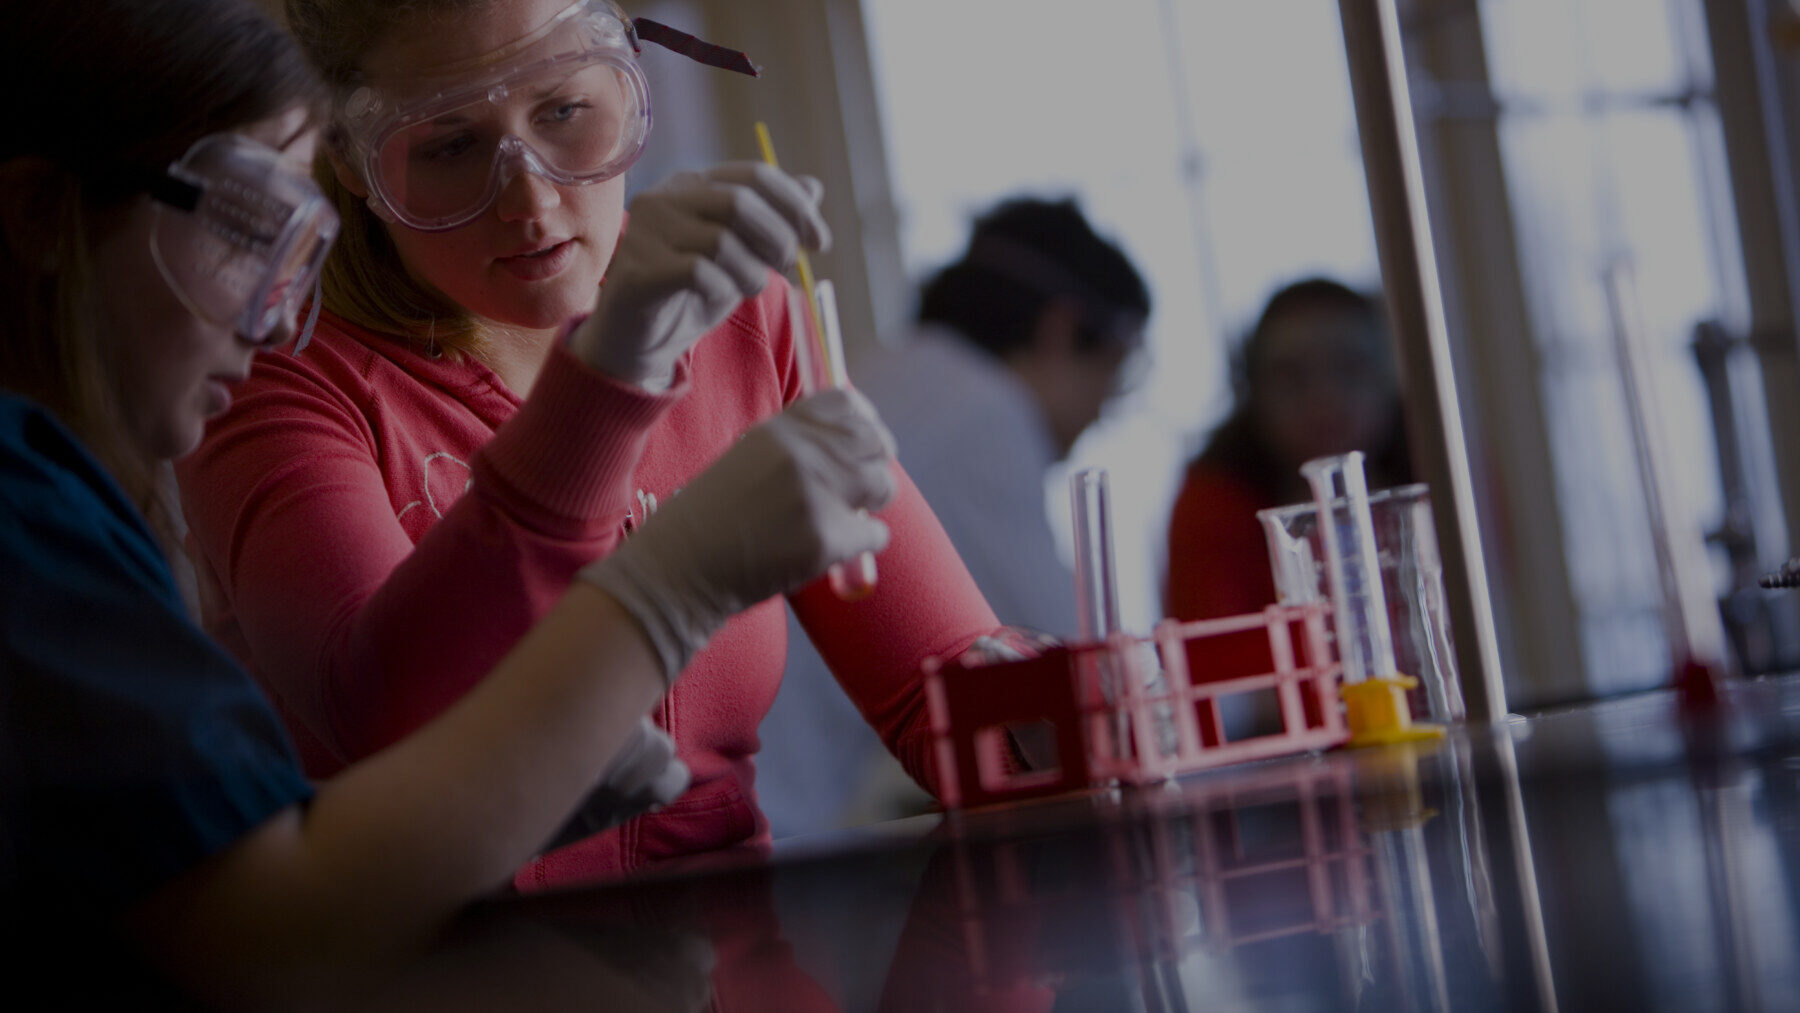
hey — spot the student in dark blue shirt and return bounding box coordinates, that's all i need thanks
[0,0,895,1004]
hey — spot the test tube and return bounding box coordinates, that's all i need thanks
[1071,467,1121,642]
[1071,466,1178,761]
[1071,467,1131,759]
[812,280,877,600]
[755,121,875,602]
[1301,452,1396,684]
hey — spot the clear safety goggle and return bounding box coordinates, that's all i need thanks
[339,0,758,233]
[149,133,340,352]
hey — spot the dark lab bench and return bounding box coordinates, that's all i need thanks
[394,674,1800,1011]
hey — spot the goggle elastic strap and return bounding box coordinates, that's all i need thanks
[293,273,324,355]
[147,172,203,214]
[628,17,760,77]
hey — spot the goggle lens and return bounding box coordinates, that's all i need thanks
[252,216,333,340]
[371,58,647,230]
[150,134,340,346]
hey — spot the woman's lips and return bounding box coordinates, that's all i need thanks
[496,239,576,281]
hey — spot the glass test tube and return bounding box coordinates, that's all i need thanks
[1071,467,1132,759]
[1301,452,1396,684]
[811,281,877,601]
[1071,467,1121,642]
[1071,467,1178,760]
[757,121,873,601]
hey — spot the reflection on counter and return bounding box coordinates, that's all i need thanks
[870,738,1518,1011]
[485,676,1800,1011]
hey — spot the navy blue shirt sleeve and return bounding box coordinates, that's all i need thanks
[0,395,313,917]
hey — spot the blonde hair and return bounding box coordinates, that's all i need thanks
[287,0,491,358]
[314,166,483,357]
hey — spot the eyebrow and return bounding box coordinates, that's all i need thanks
[525,69,583,101]
[419,71,589,128]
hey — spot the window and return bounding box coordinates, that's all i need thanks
[862,0,1381,631]
[1472,0,1747,693]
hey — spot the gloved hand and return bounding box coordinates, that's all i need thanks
[541,716,690,850]
[570,162,830,389]
[579,387,896,685]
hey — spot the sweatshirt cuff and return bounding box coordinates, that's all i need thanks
[475,342,690,527]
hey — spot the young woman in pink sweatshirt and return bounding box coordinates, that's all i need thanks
[175,0,1006,889]
[1,0,895,1003]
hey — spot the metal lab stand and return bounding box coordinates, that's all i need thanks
[1337,0,1509,722]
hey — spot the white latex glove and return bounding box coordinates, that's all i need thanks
[579,387,896,685]
[570,162,830,389]
[542,716,690,850]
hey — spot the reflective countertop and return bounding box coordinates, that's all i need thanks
[437,674,1800,1012]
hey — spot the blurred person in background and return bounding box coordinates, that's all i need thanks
[1164,276,1410,685]
[763,196,1152,837]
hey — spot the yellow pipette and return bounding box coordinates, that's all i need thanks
[754,122,830,379]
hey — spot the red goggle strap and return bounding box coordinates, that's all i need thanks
[629,17,761,78]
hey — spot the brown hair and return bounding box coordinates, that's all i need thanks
[1193,277,1411,502]
[285,0,490,357]
[0,0,326,547]
[918,195,1150,359]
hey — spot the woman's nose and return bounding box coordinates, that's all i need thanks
[495,165,563,221]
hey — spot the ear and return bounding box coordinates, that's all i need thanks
[1030,297,1083,357]
[0,157,69,269]
[326,147,369,200]
[1228,339,1252,406]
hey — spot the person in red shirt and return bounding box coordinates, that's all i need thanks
[176,0,1005,890]
[1164,278,1411,696]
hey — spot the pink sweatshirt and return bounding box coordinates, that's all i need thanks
[174,277,998,887]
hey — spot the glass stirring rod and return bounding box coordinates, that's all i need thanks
[754,121,878,601]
